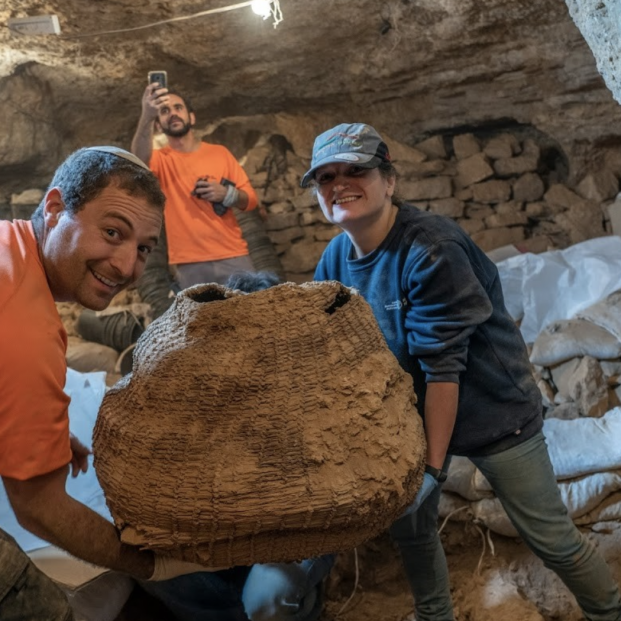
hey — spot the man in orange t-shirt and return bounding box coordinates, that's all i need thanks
[0,147,209,617]
[132,85,258,289]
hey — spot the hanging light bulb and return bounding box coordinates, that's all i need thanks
[251,0,272,19]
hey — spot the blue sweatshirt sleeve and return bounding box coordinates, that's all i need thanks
[403,239,493,384]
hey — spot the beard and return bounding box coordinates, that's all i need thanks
[162,117,193,138]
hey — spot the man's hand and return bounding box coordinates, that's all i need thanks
[149,555,226,581]
[192,179,227,204]
[141,83,169,122]
[399,472,438,518]
[69,434,91,478]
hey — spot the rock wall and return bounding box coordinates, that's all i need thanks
[4,0,621,197]
[565,0,621,106]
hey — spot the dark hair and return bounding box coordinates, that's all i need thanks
[377,160,403,206]
[226,270,281,293]
[165,88,194,114]
[31,148,166,231]
[377,160,397,179]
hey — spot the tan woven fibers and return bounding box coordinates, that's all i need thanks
[93,281,426,566]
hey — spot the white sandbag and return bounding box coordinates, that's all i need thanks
[529,319,621,366]
[471,498,519,538]
[438,491,471,522]
[441,417,621,536]
[441,471,621,538]
[558,470,621,517]
[496,236,621,343]
[450,472,621,538]
[444,456,494,501]
[31,546,133,621]
[63,571,134,621]
[447,468,621,517]
[575,492,621,525]
[577,290,621,342]
[544,407,621,479]
[467,477,621,537]
[473,467,493,493]
[66,337,119,375]
[0,369,111,554]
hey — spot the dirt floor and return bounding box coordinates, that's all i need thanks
[322,521,621,621]
[116,520,621,620]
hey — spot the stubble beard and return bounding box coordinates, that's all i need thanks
[162,119,193,138]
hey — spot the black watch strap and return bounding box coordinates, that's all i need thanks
[425,464,447,483]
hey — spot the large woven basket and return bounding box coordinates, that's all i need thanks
[93,281,425,566]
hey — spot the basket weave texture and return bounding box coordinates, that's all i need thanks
[93,281,425,566]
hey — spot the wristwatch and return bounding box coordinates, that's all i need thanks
[424,464,448,483]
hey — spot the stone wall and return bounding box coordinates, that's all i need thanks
[238,123,619,282]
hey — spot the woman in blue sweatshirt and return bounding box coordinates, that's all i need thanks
[304,123,621,621]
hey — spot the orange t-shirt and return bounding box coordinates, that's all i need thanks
[150,143,258,265]
[0,220,71,480]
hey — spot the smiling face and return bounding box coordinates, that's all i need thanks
[314,163,396,232]
[39,183,162,310]
[157,94,194,138]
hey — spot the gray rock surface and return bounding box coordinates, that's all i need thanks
[3,0,621,195]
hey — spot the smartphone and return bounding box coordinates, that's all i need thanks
[147,70,168,90]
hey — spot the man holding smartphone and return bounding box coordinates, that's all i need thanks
[131,80,258,289]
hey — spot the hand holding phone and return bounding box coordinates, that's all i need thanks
[148,70,168,90]
[192,178,236,216]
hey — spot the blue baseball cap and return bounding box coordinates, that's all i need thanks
[300,123,391,188]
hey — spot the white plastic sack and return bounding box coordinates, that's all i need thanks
[438,491,471,521]
[471,498,518,538]
[444,468,621,518]
[63,572,134,621]
[0,369,134,620]
[577,290,621,342]
[575,492,621,525]
[0,369,111,553]
[29,546,134,621]
[529,319,621,366]
[496,236,621,343]
[558,470,621,518]
[444,456,494,501]
[544,407,621,479]
[452,470,621,537]
[439,411,621,537]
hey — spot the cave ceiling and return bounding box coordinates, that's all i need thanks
[2,0,621,190]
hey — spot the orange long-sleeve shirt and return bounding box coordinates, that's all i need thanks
[150,143,258,265]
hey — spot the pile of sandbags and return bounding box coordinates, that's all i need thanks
[440,408,621,536]
[531,290,621,420]
[440,288,621,536]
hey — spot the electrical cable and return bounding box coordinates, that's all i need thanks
[438,505,469,534]
[59,0,281,39]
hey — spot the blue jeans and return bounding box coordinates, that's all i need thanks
[0,528,74,621]
[390,432,621,621]
[141,555,335,621]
